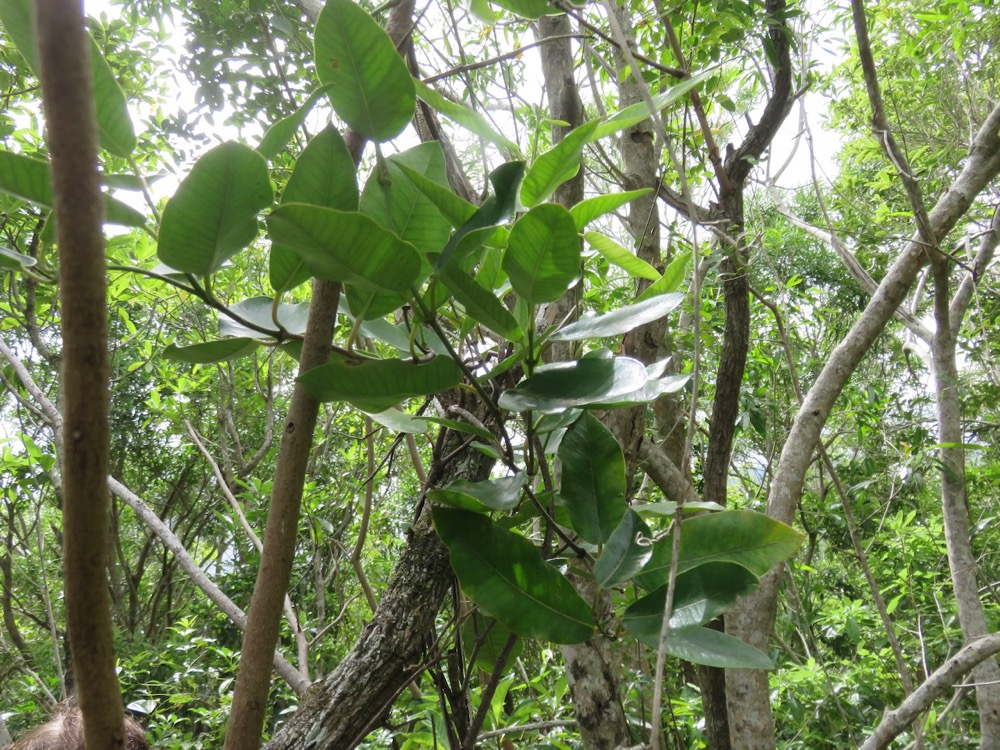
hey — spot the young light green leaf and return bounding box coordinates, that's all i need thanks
[551,293,683,341]
[570,189,653,230]
[414,80,521,157]
[676,509,803,577]
[558,412,628,545]
[520,120,601,208]
[0,246,36,270]
[631,624,774,669]
[158,142,272,276]
[498,356,647,413]
[594,510,653,588]
[636,250,692,301]
[297,356,463,412]
[163,338,261,364]
[314,0,415,141]
[585,232,660,282]
[267,203,421,294]
[217,297,312,339]
[487,0,561,19]
[433,508,594,644]
[257,86,330,161]
[503,204,581,304]
[594,73,712,141]
[364,409,428,434]
[396,163,476,228]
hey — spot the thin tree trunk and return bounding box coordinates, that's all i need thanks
[34,1,125,748]
[930,259,1000,746]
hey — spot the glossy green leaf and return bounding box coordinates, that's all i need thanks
[0,151,145,228]
[570,189,652,230]
[676,510,803,576]
[585,232,660,282]
[503,204,580,304]
[631,624,773,669]
[414,80,521,157]
[558,412,627,544]
[257,86,329,160]
[314,0,415,141]
[297,356,463,411]
[0,245,36,270]
[267,203,421,294]
[218,297,311,339]
[639,510,803,585]
[158,142,272,275]
[552,293,683,341]
[428,473,526,513]
[436,161,525,270]
[636,250,692,301]
[163,338,260,364]
[360,142,452,256]
[433,508,594,644]
[624,562,760,636]
[634,500,726,518]
[498,356,647,413]
[520,120,600,207]
[591,373,691,408]
[438,265,522,341]
[271,126,360,291]
[0,0,136,156]
[594,510,653,588]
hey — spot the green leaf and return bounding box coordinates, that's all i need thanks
[0,0,136,156]
[428,472,526,512]
[163,338,260,364]
[591,373,690,408]
[594,510,653,588]
[624,562,760,636]
[417,416,497,443]
[557,412,627,544]
[314,0,415,141]
[503,204,580,304]
[636,250,692,301]
[585,232,660,282]
[552,293,683,341]
[364,409,428,434]
[437,265,522,341]
[639,510,802,586]
[520,120,601,207]
[498,356,647,413]
[433,508,594,644]
[593,74,712,141]
[570,189,652,230]
[396,163,476,228]
[158,142,272,276]
[271,126,360,291]
[633,624,773,669]
[0,151,145,228]
[297,356,463,411]
[414,80,521,157]
[266,203,421,294]
[360,142,453,256]
[257,86,330,161]
[217,297,311,339]
[0,245,36,270]
[436,161,525,270]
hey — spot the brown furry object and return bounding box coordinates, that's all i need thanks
[9,708,149,750]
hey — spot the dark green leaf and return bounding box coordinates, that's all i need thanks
[163,338,260,364]
[433,508,594,644]
[158,142,272,276]
[462,613,522,674]
[552,293,683,341]
[297,356,463,411]
[503,204,580,304]
[266,203,421,294]
[498,356,647,413]
[438,265,522,341]
[314,0,415,141]
[676,510,802,576]
[632,624,773,669]
[558,412,627,544]
[594,510,653,588]
[428,472,526,512]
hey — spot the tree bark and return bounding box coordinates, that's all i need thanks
[726,99,1000,750]
[34,1,126,748]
